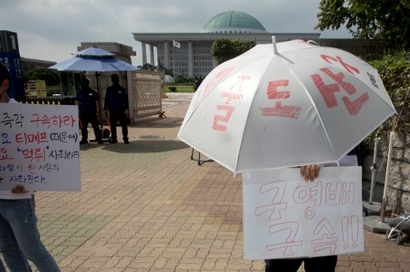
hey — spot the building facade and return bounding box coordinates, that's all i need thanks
[133,11,320,78]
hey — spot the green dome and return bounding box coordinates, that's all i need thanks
[202,11,267,33]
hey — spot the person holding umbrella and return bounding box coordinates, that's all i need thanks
[0,63,60,271]
[76,78,103,144]
[104,74,129,144]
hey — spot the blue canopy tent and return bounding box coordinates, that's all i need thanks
[49,45,139,136]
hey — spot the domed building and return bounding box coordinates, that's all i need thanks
[133,11,319,78]
[201,11,267,33]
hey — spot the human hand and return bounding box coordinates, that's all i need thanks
[11,184,29,194]
[124,109,129,118]
[300,165,320,182]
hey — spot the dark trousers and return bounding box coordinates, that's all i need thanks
[80,112,102,141]
[265,256,337,272]
[108,108,128,141]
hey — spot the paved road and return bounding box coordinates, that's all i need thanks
[23,92,410,271]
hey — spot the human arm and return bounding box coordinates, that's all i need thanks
[104,88,110,117]
[95,100,100,116]
[94,92,100,117]
[75,94,80,107]
[104,88,110,111]
[123,87,129,117]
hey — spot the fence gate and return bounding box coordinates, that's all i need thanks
[128,70,162,121]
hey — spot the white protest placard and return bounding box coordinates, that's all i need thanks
[243,166,364,260]
[0,103,81,191]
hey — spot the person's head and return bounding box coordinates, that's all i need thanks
[111,74,119,84]
[81,78,90,89]
[0,63,11,102]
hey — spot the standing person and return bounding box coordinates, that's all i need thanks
[76,78,103,144]
[104,74,129,144]
[0,63,60,272]
[264,150,358,272]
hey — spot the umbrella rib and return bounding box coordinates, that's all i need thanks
[234,56,274,173]
[279,55,338,161]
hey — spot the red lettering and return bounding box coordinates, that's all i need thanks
[321,54,360,75]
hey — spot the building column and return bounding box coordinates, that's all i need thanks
[188,41,193,77]
[164,41,170,69]
[150,44,155,65]
[141,42,147,65]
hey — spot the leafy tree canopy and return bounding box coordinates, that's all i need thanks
[316,0,410,50]
[138,63,157,71]
[211,39,256,65]
[24,67,60,86]
[369,51,410,137]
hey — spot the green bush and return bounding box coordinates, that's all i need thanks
[168,86,177,92]
[367,50,410,144]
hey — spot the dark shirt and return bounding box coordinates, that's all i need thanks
[104,83,128,110]
[76,89,99,113]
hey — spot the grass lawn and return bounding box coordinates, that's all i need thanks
[163,84,195,93]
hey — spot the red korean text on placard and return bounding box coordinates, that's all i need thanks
[311,218,338,254]
[212,74,249,131]
[311,54,369,115]
[293,181,355,208]
[30,114,76,128]
[341,215,360,249]
[256,179,358,256]
[254,180,304,257]
[260,80,302,119]
[15,131,48,145]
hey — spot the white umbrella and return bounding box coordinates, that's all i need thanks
[177,37,396,174]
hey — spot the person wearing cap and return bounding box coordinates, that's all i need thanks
[76,78,103,144]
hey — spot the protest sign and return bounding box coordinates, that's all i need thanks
[0,103,81,191]
[243,166,364,260]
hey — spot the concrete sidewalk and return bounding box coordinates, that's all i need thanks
[31,93,410,272]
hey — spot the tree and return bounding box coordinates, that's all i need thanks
[368,50,410,137]
[211,39,256,65]
[24,67,60,86]
[316,0,410,50]
[138,63,157,71]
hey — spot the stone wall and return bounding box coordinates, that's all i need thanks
[362,132,410,213]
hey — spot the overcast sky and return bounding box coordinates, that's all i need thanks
[1,0,351,66]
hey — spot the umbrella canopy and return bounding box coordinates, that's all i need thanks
[49,56,138,72]
[76,45,115,57]
[177,37,396,174]
[49,45,139,72]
